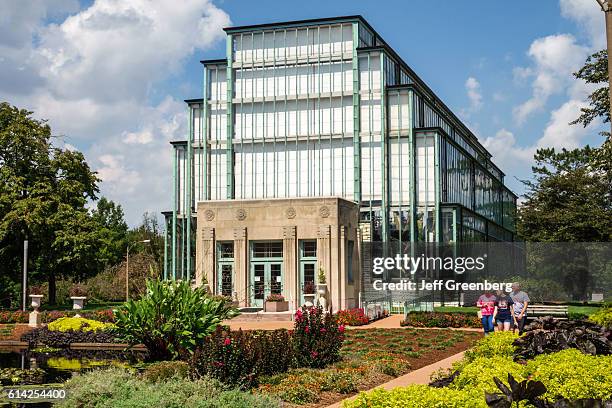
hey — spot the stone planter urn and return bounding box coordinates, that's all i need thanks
[303,293,316,307]
[265,300,289,312]
[29,294,43,311]
[316,284,328,309]
[70,296,87,310]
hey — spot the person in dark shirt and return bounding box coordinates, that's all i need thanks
[493,290,514,332]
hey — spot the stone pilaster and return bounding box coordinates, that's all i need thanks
[339,226,347,310]
[233,227,247,306]
[282,226,297,311]
[317,225,331,308]
[198,227,215,288]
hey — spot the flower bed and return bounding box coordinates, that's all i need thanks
[336,308,370,326]
[257,328,481,406]
[401,311,481,328]
[21,317,118,347]
[0,309,115,324]
[346,324,612,408]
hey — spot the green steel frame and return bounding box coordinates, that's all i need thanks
[162,16,519,280]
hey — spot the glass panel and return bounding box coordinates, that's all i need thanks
[270,264,282,294]
[218,242,234,259]
[221,264,233,297]
[303,263,315,293]
[254,264,265,300]
[301,241,317,258]
[252,241,283,258]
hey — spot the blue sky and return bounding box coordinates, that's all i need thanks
[0,0,606,226]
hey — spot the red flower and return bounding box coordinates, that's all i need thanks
[304,326,309,333]
[224,337,231,346]
[311,351,318,358]
[338,325,345,333]
[320,328,326,333]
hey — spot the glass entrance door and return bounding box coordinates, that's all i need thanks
[250,262,283,307]
[300,261,316,305]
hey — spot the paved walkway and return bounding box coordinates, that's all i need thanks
[223,314,482,332]
[326,350,466,408]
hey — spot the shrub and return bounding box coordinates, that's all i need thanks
[589,306,612,328]
[345,385,484,408]
[0,368,45,385]
[260,370,323,404]
[57,368,281,408]
[525,349,612,402]
[191,327,293,388]
[401,311,481,328]
[21,327,118,347]
[293,306,344,368]
[113,279,239,360]
[336,308,369,326]
[0,310,29,323]
[449,356,525,395]
[321,370,358,394]
[47,317,114,332]
[68,283,88,298]
[142,361,189,383]
[464,331,518,362]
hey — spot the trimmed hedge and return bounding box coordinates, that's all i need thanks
[401,311,481,328]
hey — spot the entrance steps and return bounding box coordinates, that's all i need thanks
[231,310,294,322]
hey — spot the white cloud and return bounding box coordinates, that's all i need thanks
[537,99,594,149]
[513,34,589,124]
[560,0,605,49]
[0,0,230,225]
[482,129,536,176]
[465,77,483,112]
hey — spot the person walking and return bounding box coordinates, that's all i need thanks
[476,290,496,336]
[510,282,530,334]
[493,290,514,332]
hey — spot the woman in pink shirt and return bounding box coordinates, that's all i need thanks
[477,291,496,336]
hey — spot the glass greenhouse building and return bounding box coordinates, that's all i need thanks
[162,16,517,311]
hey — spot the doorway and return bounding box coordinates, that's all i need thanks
[249,241,283,308]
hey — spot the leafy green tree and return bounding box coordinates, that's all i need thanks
[92,197,128,268]
[0,102,102,305]
[571,50,609,130]
[127,212,165,273]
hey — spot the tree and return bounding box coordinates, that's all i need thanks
[92,197,129,269]
[571,50,610,130]
[0,102,102,305]
[127,212,165,273]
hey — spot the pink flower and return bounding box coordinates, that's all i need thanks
[213,361,224,367]
[224,338,231,346]
[311,351,319,358]
[338,325,345,333]
[320,328,326,333]
[304,326,310,333]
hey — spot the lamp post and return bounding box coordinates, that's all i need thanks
[595,0,612,134]
[126,239,151,301]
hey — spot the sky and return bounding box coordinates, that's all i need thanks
[0,0,607,227]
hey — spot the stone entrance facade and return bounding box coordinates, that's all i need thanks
[196,197,360,312]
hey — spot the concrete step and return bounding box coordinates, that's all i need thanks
[230,311,294,322]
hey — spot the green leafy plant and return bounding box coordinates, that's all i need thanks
[401,311,481,328]
[318,266,326,285]
[465,332,519,362]
[113,279,239,360]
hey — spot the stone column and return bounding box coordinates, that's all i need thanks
[283,226,297,311]
[197,227,215,288]
[233,227,247,307]
[317,225,331,309]
[339,225,347,310]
